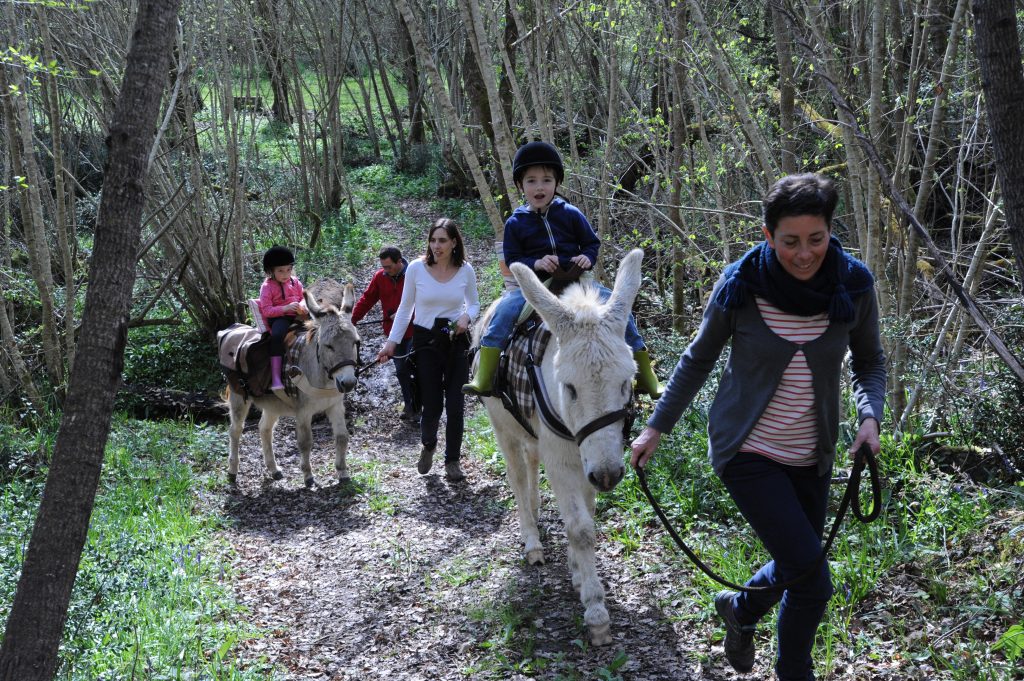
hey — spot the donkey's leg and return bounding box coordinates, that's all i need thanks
[489,405,544,564]
[326,399,350,481]
[524,444,542,526]
[258,410,283,480]
[505,442,545,565]
[227,393,251,485]
[544,443,612,646]
[295,411,315,487]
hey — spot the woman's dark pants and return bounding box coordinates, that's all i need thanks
[720,452,834,681]
[412,326,469,463]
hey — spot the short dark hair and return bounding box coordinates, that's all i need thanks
[378,245,401,263]
[425,218,465,267]
[763,173,838,235]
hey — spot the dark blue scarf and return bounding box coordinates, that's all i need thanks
[714,236,874,322]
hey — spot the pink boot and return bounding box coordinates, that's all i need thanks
[270,356,285,390]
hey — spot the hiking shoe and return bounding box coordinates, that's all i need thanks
[417,445,435,475]
[715,590,755,673]
[444,460,465,482]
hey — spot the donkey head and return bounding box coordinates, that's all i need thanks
[304,284,360,392]
[510,248,643,492]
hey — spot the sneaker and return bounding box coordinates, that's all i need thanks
[417,445,435,475]
[714,590,755,673]
[444,460,465,482]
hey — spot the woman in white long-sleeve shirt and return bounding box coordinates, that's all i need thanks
[378,218,480,481]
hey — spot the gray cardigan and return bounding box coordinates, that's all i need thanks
[648,274,887,477]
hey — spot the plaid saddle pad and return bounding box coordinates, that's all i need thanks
[497,321,552,423]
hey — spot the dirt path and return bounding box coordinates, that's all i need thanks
[214,204,762,680]
[217,376,756,681]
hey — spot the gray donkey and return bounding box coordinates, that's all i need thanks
[226,284,361,486]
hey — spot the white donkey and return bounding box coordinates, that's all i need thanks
[474,248,643,645]
[226,285,361,487]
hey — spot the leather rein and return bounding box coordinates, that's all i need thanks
[635,442,882,592]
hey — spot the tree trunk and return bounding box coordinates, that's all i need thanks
[0,0,179,677]
[971,0,1024,288]
[770,1,797,175]
[37,9,78,375]
[393,0,505,241]
[0,3,64,389]
[255,0,292,124]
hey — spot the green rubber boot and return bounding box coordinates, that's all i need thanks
[634,349,664,399]
[463,346,501,396]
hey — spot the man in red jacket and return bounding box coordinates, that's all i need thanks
[352,246,418,421]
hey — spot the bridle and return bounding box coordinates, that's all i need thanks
[523,329,635,446]
[311,321,359,380]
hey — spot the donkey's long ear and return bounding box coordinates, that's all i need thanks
[510,262,572,330]
[342,283,355,314]
[305,289,325,318]
[603,249,643,327]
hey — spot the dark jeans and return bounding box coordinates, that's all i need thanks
[392,337,417,411]
[721,452,834,681]
[412,325,469,463]
[267,316,294,356]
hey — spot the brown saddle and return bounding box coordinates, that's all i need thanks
[217,322,304,399]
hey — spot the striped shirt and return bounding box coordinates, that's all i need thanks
[741,298,829,466]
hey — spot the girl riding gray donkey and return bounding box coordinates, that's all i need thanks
[462,141,662,399]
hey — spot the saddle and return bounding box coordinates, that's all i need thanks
[217,322,304,400]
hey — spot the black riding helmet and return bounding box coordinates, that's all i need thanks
[262,245,295,273]
[512,141,564,186]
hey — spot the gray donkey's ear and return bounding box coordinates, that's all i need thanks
[342,283,355,314]
[510,262,573,332]
[304,289,325,317]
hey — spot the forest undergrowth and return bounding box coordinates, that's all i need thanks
[0,156,1021,680]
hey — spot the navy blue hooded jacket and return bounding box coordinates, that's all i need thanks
[503,197,600,279]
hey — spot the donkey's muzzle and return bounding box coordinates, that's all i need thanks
[588,464,624,492]
[336,371,357,393]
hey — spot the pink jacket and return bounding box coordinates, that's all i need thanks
[258,276,306,321]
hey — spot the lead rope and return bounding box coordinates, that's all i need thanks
[635,442,881,593]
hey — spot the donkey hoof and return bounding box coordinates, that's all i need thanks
[305,477,315,488]
[227,473,237,485]
[525,549,545,566]
[271,470,284,481]
[336,470,350,482]
[589,623,613,646]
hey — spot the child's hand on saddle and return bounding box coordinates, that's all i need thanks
[570,255,591,269]
[534,255,559,273]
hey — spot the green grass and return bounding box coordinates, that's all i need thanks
[464,384,1022,680]
[598,414,1024,679]
[0,417,275,681]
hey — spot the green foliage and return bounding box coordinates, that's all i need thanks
[429,198,491,243]
[121,327,222,394]
[993,624,1024,662]
[349,163,436,201]
[0,418,272,680]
